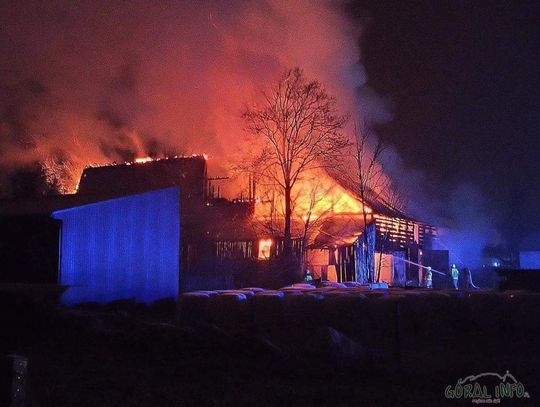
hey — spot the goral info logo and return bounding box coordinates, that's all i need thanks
[445,371,530,403]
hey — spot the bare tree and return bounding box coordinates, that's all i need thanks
[243,68,348,258]
[254,178,334,268]
[342,122,385,283]
[357,125,385,283]
[349,125,411,283]
[381,182,408,213]
[295,180,336,270]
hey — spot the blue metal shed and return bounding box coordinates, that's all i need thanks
[52,187,180,305]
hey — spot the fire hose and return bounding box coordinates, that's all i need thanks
[393,257,479,288]
[393,257,446,275]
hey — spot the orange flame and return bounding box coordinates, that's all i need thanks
[254,169,371,223]
[134,156,154,164]
[257,238,273,260]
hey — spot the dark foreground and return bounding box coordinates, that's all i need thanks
[2,286,539,406]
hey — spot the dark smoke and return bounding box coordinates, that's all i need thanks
[381,146,502,268]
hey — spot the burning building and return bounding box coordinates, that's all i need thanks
[0,155,440,304]
[302,199,438,286]
[74,155,439,288]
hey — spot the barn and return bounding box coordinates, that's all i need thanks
[0,155,442,303]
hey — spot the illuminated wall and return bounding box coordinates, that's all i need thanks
[52,187,180,305]
[520,251,540,269]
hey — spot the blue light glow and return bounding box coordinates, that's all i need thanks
[52,187,180,305]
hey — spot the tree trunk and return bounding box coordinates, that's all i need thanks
[300,217,311,272]
[360,189,372,283]
[283,183,293,257]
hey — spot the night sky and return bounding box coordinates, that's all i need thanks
[352,0,540,249]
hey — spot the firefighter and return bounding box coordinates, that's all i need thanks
[304,269,313,282]
[424,266,433,288]
[450,264,459,289]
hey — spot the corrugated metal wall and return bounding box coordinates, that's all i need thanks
[52,187,180,305]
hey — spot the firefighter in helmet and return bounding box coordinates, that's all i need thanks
[450,264,459,289]
[424,266,433,289]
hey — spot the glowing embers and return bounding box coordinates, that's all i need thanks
[131,154,207,165]
[257,238,273,260]
[134,156,154,164]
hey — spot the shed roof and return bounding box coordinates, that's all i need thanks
[77,156,207,201]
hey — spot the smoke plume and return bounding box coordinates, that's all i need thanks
[381,146,502,267]
[1,0,501,267]
[0,0,368,182]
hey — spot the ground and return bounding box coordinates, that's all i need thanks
[2,287,539,406]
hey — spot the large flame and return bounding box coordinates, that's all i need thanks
[0,0,367,199]
[254,169,371,223]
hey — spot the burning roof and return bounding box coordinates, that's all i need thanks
[77,155,208,206]
[0,151,435,251]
